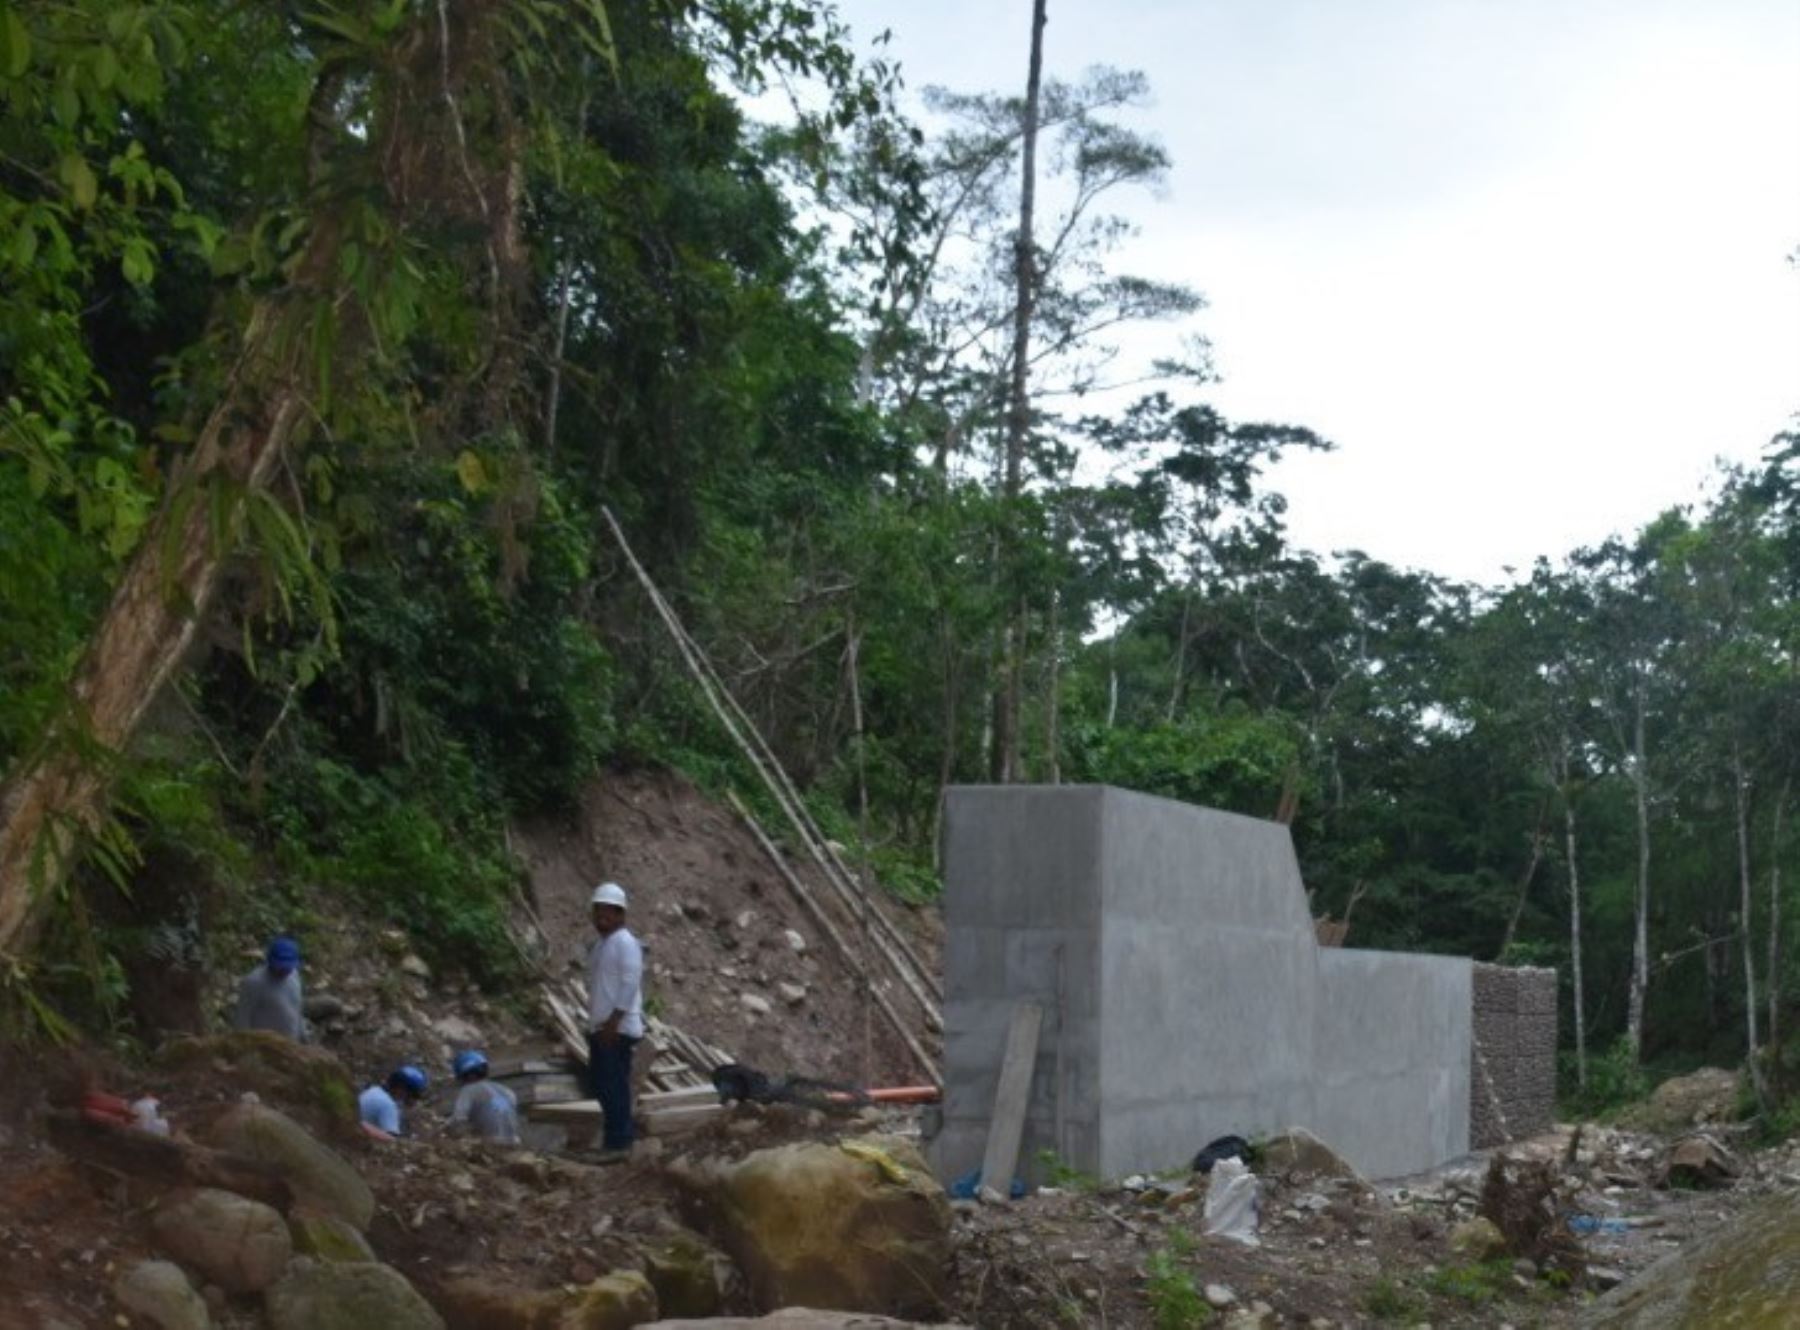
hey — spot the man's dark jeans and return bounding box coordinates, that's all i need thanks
[587,1031,639,1151]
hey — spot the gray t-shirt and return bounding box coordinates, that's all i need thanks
[233,965,304,1040]
[451,1080,520,1145]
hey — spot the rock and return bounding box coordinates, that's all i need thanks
[207,1101,375,1229]
[644,1232,728,1320]
[1204,1283,1238,1307]
[740,992,773,1017]
[1582,1193,1800,1325]
[157,1032,358,1134]
[266,1260,443,1330]
[400,954,432,980]
[1654,1133,1741,1190]
[1260,1127,1364,1183]
[642,1315,968,1329]
[689,1135,951,1316]
[1627,1067,1740,1132]
[150,1188,292,1294]
[1449,1217,1509,1263]
[113,1258,210,1330]
[783,930,807,954]
[1222,1308,1276,1330]
[289,1210,376,1263]
[438,1270,657,1330]
[777,982,807,1006]
[1588,1266,1625,1291]
[303,994,347,1022]
[735,911,756,930]
[432,1014,483,1046]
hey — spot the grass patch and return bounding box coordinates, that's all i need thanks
[1423,1259,1512,1305]
[1362,1276,1426,1323]
[1144,1233,1213,1329]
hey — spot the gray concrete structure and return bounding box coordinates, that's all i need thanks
[933,784,1538,1185]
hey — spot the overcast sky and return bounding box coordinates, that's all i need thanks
[832,0,1800,585]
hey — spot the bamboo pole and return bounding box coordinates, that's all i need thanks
[730,791,941,1087]
[599,507,943,1023]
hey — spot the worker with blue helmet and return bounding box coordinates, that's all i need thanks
[359,1064,427,1137]
[233,935,305,1040]
[449,1049,521,1145]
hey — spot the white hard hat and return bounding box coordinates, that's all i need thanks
[590,881,628,909]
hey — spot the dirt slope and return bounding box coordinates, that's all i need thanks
[514,766,942,1089]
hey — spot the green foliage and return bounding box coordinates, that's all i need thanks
[1361,1277,1426,1323]
[1144,1231,1212,1330]
[1422,1259,1512,1305]
[1034,1148,1100,1193]
[266,746,518,984]
[1563,1036,1651,1118]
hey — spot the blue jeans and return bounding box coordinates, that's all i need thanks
[587,1032,638,1150]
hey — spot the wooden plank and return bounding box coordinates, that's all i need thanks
[978,1003,1044,1204]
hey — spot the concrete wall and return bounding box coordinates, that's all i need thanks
[1312,949,1472,1180]
[1470,964,1558,1148]
[934,784,1533,1184]
[933,786,1105,1185]
[1095,789,1321,1179]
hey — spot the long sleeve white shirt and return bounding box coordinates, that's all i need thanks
[585,927,644,1039]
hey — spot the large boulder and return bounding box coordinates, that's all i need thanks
[265,1259,444,1330]
[113,1258,211,1330]
[1259,1127,1364,1183]
[1584,1193,1800,1326]
[437,1270,657,1330]
[159,1032,358,1135]
[207,1101,375,1229]
[290,1209,377,1263]
[1619,1067,1741,1134]
[687,1136,950,1317]
[150,1187,292,1294]
[643,1231,729,1319]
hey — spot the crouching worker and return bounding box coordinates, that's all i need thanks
[449,1050,521,1145]
[359,1065,427,1139]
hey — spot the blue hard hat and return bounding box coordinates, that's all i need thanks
[266,936,301,969]
[452,1050,489,1080]
[391,1065,427,1095]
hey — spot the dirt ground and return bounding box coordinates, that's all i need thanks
[513,765,943,1089]
[4,767,1798,1328]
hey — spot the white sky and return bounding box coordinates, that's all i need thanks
[831,0,1800,585]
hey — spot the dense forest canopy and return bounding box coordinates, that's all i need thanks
[1,0,1797,1105]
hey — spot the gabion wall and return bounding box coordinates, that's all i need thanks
[1469,963,1558,1148]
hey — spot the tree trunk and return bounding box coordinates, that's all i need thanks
[1561,739,1588,1089]
[1625,683,1651,1059]
[1732,742,1771,1110]
[1769,779,1788,1087]
[1166,589,1191,723]
[994,0,1047,783]
[1497,791,1551,959]
[0,294,322,961]
[1044,588,1062,784]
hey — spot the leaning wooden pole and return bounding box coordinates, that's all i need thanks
[730,792,941,1087]
[599,507,943,1032]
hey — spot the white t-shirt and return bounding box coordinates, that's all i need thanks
[585,927,644,1039]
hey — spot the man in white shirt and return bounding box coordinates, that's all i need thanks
[583,881,644,1160]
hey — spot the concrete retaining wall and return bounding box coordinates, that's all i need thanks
[1312,949,1472,1180]
[934,784,1546,1185]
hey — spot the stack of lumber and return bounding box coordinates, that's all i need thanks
[541,975,732,1094]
